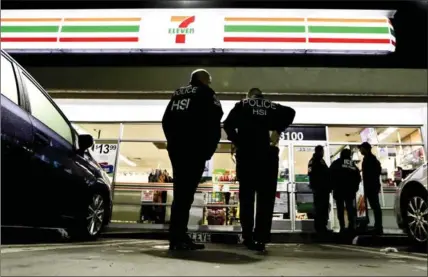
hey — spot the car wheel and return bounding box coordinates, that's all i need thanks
[70,192,107,241]
[406,195,428,245]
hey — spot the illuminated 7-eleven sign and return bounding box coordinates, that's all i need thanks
[168,16,195,44]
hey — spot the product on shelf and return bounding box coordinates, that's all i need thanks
[139,190,167,224]
[202,191,240,226]
[213,169,237,183]
[149,169,173,183]
[207,208,226,225]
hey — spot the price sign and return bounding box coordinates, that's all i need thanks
[281,126,326,141]
[141,190,154,202]
[89,143,118,173]
[91,144,117,154]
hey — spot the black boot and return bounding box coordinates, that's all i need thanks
[252,241,266,252]
[169,236,205,251]
[242,239,255,250]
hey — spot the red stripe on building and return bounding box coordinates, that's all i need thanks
[224,37,306,43]
[0,37,57,42]
[59,37,138,42]
[309,38,391,44]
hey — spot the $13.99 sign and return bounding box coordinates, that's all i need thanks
[90,144,118,174]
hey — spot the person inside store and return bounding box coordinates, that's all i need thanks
[308,145,332,234]
[162,69,223,250]
[330,149,361,234]
[223,88,296,252]
[358,142,383,235]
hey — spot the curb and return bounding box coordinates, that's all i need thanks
[352,234,410,247]
[102,228,409,246]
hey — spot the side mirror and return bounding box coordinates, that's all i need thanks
[78,134,94,151]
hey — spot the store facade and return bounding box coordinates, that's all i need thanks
[2,7,426,235]
[57,99,427,233]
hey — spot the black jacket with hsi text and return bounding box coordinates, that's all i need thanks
[223,97,296,154]
[162,83,223,160]
[330,158,361,198]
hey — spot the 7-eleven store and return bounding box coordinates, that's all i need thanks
[2,8,427,240]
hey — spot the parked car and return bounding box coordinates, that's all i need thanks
[1,50,112,239]
[394,163,427,246]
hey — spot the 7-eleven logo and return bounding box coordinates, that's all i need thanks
[168,16,195,44]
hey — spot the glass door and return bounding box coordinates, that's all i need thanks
[271,144,293,232]
[290,141,333,232]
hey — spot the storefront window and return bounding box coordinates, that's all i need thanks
[328,126,423,144]
[115,141,172,183]
[122,123,165,140]
[376,127,422,144]
[72,123,121,139]
[112,141,172,223]
[74,121,425,228]
[207,143,240,226]
[212,143,235,173]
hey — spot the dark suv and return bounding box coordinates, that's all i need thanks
[1,50,112,239]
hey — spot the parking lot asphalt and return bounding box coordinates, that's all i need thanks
[1,239,427,276]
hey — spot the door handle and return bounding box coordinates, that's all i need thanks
[34,131,50,146]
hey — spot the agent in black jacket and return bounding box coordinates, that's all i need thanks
[330,149,361,233]
[359,142,383,234]
[308,145,331,233]
[223,88,296,252]
[162,69,223,250]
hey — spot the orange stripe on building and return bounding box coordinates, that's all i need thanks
[0,18,62,22]
[170,16,192,22]
[63,18,142,22]
[307,18,388,23]
[225,17,304,22]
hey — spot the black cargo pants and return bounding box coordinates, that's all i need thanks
[168,149,206,243]
[237,147,279,243]
[313,190,330,232]
[364,188,383,230]
[335,193,357,230]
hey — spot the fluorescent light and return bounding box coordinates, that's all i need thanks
[377,127,398,142]
[119,154,137,167]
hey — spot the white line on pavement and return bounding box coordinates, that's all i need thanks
[1,239,161,254]
[321,244,428,262]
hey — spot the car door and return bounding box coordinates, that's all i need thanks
[0,54,35,226]
[19,71,84,227]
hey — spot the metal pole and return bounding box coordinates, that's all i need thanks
[111,123,124,199]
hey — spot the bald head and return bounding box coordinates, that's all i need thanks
[190,69,212,86]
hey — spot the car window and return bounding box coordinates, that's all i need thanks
[1,55,19,105]
[22,74,73,144]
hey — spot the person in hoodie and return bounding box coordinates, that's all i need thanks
[308,145,332,233]
[330,148,361,234]
[223,88,296,252]
[162,69,223,250]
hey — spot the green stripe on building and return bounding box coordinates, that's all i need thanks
[224,25,305,33]
[61,25,140,33]
[1,26,59,32]
[308,26,390,34]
